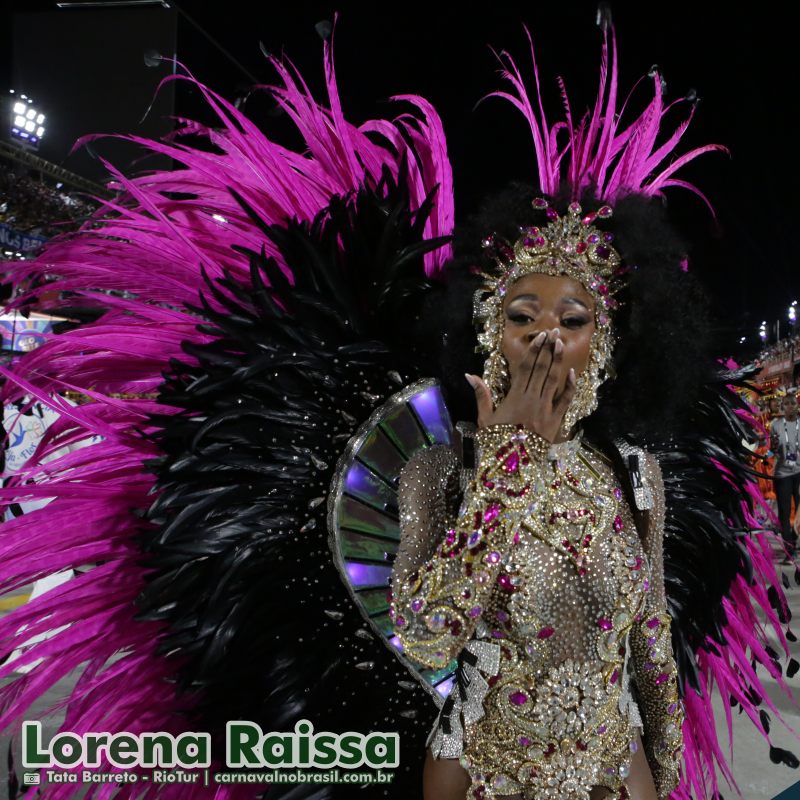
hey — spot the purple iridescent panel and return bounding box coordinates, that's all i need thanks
[344,460,396,511]
[379,404,429,459]
[358,426,406,483]
[346,561,393,588]
[435,675,455,698]
[371,612,394,636]
[409,386,454,446]
[339,529,398,561]
[339,495,399,540]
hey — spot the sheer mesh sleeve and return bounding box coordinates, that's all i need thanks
[629,453,684,799]
[391,445,462,587]
[389,424,549,669]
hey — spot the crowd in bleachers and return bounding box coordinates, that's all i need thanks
[759,333,800,364]
[0,163,96,239]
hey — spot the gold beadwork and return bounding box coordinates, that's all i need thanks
[391,429,683,799]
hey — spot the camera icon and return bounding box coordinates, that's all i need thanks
[23,772,41,785]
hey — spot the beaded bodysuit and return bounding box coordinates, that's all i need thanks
[390,424,683,800]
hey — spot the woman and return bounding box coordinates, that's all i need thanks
[0,12,794,800]
[391,197,683,800]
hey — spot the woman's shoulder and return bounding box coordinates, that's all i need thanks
[400,444,461,483]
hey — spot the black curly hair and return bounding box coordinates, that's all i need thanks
[415,180,716,447]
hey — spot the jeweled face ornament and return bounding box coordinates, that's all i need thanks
[474,199,624,436]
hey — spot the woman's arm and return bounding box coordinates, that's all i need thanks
[628,453,684,800]
[390,423,549,669]
[391,444,462,587]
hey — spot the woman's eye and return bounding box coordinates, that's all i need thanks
[562,317,589,328]
[508,313,534,324]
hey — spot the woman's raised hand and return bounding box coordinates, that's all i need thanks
[466,329,576,443]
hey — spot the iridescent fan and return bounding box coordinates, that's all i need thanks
[329,379,458,702]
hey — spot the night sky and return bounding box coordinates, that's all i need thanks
[2,1,798,360]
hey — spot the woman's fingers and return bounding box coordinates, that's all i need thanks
[525,328,558,395]
[465,373,493,427]
[554,367,577,417]
[513,331,546,392]
[541,336,564,400]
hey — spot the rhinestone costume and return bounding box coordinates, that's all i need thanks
[390,424,683,799]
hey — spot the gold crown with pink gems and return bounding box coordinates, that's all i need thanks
[473,199,627,354]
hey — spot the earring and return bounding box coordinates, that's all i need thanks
[562,358,601,435]
[560,328,612,437]
[482,348,510,407]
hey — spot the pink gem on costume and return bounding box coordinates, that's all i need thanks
[509,690,529,706]
[498,574,514,592]
[503,451,520,473]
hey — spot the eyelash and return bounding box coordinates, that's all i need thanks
[507,313,589,329]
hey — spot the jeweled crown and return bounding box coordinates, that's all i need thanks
[474,199,626,352]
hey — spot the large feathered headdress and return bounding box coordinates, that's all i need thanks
[473,12,727,428]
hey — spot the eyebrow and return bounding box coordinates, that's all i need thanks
[507,293,590,310]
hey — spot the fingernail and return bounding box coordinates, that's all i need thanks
[569,367,576,382]
[534,331,546,345]
[554,339,563,354]
[465,373,479,389]
[552,327,560,338]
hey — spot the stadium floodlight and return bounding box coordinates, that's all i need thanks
[8,93,46,149]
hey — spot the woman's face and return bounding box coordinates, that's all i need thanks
[783,395,798,419]
[501,272,596,398]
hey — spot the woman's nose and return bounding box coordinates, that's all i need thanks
[527,327,560,342]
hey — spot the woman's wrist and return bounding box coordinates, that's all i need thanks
[474,423,550,462]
